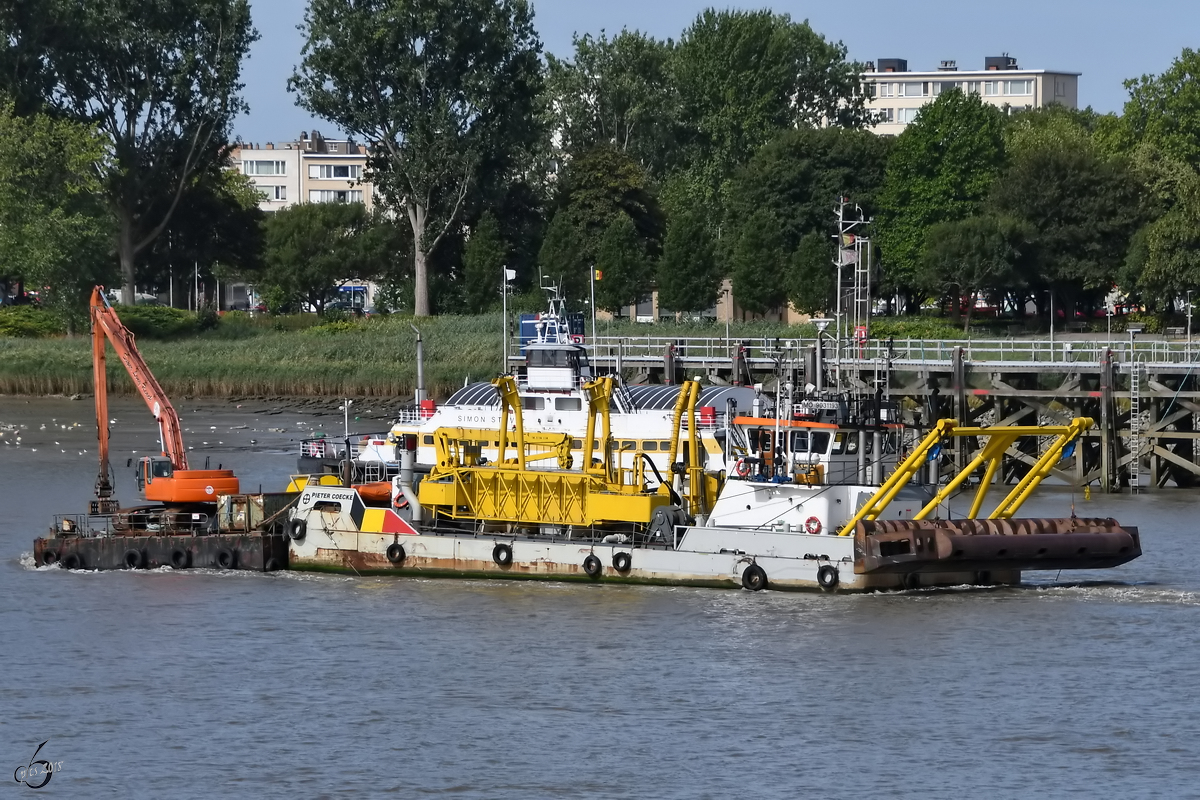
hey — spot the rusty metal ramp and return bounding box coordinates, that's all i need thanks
[853,518,1141,575]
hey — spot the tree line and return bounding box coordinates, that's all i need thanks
[0,0,1197,324]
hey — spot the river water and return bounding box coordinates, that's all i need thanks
[1,397,1198,798]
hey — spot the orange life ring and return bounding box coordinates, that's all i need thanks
[805,516,822,535]
[735,459,752,478]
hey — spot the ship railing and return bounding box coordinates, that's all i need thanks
[300,432,394,460]
[50,511,213,538]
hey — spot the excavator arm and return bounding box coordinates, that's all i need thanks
[91,287,188,470]
[89,286,237,507]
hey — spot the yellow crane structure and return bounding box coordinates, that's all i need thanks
[417,376,679,528]
[841,417,1093,534]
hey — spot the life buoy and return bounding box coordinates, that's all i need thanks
[62,553,82,570]
[817,564,839,590]
[735,459,752,478]
[805,516,822,535]
[612,551,632,573]
[289,519,307,541]
[386,543,406,564]
[170,548,190,569]
[264,557,282,572]
[492,543,513,566]
[42,550,58,565]
[742,563,768,591]
[123,548,145,569]
[583,554,602,578]
[217,548,236,569]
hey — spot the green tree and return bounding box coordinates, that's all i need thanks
[290,0,543,317]
[671,9,870,204]
[787,232,836,315]
[919,215,1036,330]
[545,29,678,176]
[657,211,720,313]
[1122,47,1200,169]
[990,144,1143,310]
[462,212,508,312]
[540,145,664,301]
[0,103,114,328]
[724,126,891,255]
[729,209,787,314]
[258,203,394,315]
[875,90,1006,305]
[537,212,590,300]
[0,0,258,305]
[594,215,651,312]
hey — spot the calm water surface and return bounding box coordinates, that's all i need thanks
[2,397,1198,798]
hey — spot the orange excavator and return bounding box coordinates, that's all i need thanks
[90,286,239,513]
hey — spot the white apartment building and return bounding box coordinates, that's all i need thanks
[231,130,375,212]
[862,55,1079,133]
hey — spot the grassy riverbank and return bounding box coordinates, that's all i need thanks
[0,311,974,398]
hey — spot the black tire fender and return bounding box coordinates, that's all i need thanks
[817,564,839,590]
[582,553,602,578]
[264,557,282,572]
[902,572,921,591]
[42,550,58,565]
[612,551,632,573]
[742,563,768,591]
[289,519,307,541]
[217,548,236,569]
[386,543,406,564]
[62,553,82,570]
[492,543,513,566]
[123,548,145,569]
[170,548,190,569]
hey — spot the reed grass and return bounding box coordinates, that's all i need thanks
[0,312,963,399]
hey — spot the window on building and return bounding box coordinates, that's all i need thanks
[243,160,287,176]
[983,81,1000,96]
[1054,77,1067,97]
[1004,79,1033,96]
[898,107,920,124]
[308,189,364,203]
[901,82,926,97]
[256,185,287,201]
[308,164,361,180]
[935,81,959,95]
[877,108,894,123]
[965,81,981,94]
[876,82,895,98]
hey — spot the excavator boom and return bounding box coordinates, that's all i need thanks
[90,287,237,507]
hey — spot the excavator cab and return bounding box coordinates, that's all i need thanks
[135,456,174,491]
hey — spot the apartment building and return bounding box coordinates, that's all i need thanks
[862,55,1079,133]
[232,130,375,212]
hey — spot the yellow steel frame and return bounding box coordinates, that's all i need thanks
[418,375,673,527]
[839,417,1093,535]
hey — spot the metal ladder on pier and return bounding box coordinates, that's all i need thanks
[1129,360,1143,493]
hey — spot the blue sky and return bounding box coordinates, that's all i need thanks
[236,0,1196,144]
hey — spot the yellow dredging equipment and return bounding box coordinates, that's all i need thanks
[842,417,1094,534]
[417,375,687,528]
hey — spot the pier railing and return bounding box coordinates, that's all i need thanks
[555,335,1200,370]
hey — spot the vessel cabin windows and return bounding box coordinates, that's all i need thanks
[643,441,658,451]
[555,397,582,411]
[520,396,545,410]
[660,440,671,450]
[527,348,582,370]
[790,431,810,452]
[423,435,434,445]
[619,440,636,451]
[810,432,831,455]
[833,432,858,455]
